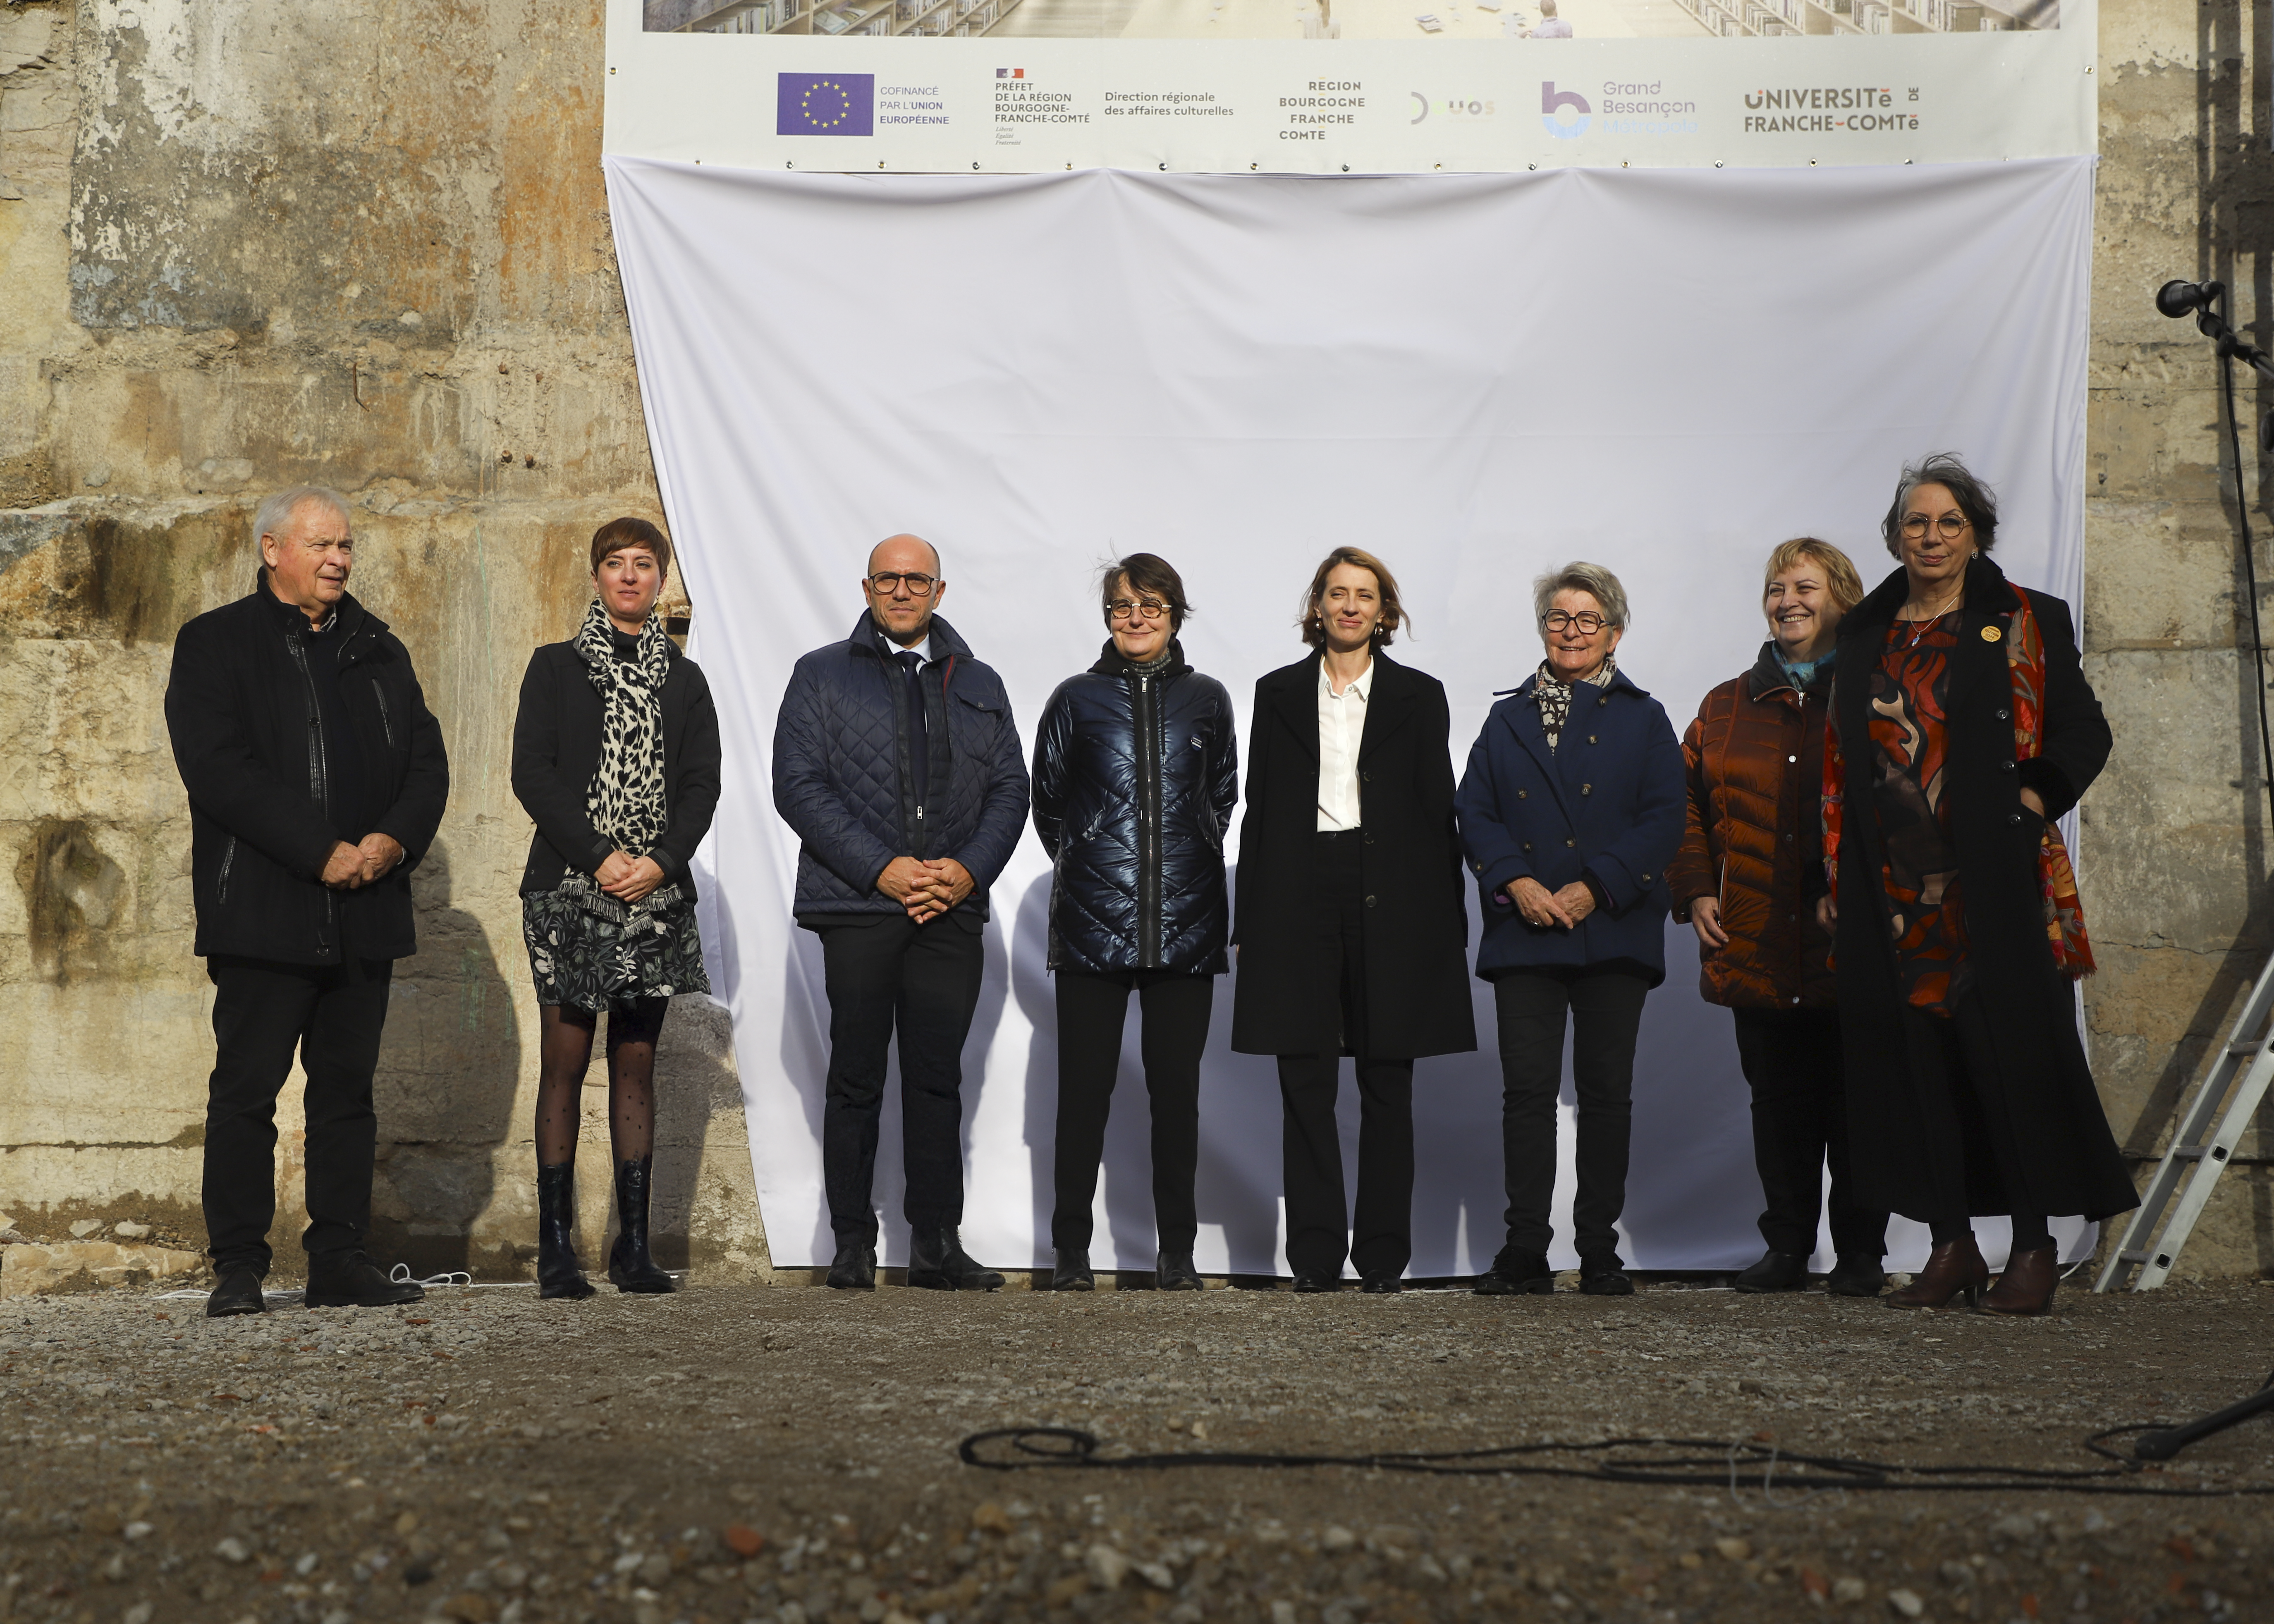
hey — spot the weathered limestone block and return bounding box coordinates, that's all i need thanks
[0,1239,204,1296]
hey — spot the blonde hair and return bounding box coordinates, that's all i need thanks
[1300,547,1407,647]
[1760,537,1863,614]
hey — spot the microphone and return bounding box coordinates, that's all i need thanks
[2157,279,2225,319]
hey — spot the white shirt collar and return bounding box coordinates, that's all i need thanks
[887,633,932,664]
[1319,657,1374,700]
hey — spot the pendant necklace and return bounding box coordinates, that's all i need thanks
[1903,582,1966,649]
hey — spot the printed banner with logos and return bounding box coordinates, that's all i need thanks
[602,154,2099,1275]
[607,0,2092,174]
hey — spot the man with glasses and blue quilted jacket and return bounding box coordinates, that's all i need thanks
[772,534,1030,1291]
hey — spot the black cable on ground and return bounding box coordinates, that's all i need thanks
[959,1426,2274,1497]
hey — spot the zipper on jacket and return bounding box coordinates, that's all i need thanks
[285,630,338,955]
[1135,671,1162,967]
[373,681,395,749]
[216,836,238,908]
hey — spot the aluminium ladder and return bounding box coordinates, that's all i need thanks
[2095,951,2274,1292]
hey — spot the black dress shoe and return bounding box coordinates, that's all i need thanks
[1290,1270,1341,1293]
[206,1267,267,1318]
[907,1226,1003,1290]
[1050,1250,1095,1292]
[1155,1251,1203,1292]
[825,1242,877,1290]
[1825,1254,1887,1298]
[304,1253,424,1309]
[1359,1274,1404,1294]
[1473,1250,1554,1296]
[1578,1257,1635,1297]
[1733,1249,1809,1294]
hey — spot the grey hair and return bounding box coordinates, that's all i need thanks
[1881,451,1999,558]
[1533,560,1630,629]
[253,485,351,545]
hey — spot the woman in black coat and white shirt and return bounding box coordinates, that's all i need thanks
[511,518,721,1300]
[1231,548,1476,1292]
[1030,554,1239,1293]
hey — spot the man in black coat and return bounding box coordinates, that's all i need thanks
[772,533,1030,1291]
[164,487,450,1318]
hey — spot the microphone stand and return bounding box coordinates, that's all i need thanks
[2132,1368,2274,1462]
[2191,299,2274,389]
[2134,275,2274,1465]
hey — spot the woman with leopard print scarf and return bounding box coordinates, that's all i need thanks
[511,518,722,1300]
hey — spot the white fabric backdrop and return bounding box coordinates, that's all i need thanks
[603,157,2098,1277]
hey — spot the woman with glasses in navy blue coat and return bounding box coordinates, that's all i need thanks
[1456,561,1685,1298]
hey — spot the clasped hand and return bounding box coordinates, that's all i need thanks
[878,855,973,923]
[322,833,404,890]
[1505,874,1596,930]
[595,850,667,904]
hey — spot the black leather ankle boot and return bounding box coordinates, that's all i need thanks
[607,1157,677,1294]
[536,1162,596,1301]
[907,1225,1003,1290]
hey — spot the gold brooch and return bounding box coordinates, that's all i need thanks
[1981,626,2002,642]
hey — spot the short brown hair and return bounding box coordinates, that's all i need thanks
[1761,537,1864,614]
[590,516,672,578]
[1101,553,1191,631]
[1300,547,1408,648]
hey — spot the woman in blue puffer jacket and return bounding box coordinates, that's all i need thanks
[1031,554,1239,1293]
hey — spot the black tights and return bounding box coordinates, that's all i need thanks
[535,1000,668,1169]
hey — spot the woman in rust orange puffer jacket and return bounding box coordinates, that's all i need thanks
[1668,538,1889,1299]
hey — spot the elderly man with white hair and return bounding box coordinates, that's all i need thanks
[164,486,450,1317]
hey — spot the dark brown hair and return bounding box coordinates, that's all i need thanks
[591,516,672,578]
[1100,553,1191,631]
[1882,453,1998,558]
[1300,546,1407,648]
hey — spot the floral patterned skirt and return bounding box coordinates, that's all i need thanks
[521,877,710,1013]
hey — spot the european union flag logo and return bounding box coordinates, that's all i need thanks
[777,73,875,137]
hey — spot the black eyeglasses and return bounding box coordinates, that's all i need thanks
[867,571,939,596]
[1542,610,1608,634]
[1899,514,1970,540]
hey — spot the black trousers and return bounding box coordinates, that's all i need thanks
[203,954,395,1275]
[815,913,986,1247]
[1279,829,1416,1281]
[1491,965,1651,1261]
[1050,968,1214,1256]
[1732,1006,1887,1261]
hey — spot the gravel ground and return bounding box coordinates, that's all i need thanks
[6,1274,2274,1624]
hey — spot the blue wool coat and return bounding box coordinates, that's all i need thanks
[1455,667,1686,986]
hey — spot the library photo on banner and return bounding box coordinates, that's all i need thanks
[643,0,2060,42]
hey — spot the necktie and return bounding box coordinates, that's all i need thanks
[897,649,930,810]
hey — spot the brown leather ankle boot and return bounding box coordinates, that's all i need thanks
[1884,1235,1989,1310]
[1980,1242,2059,1316]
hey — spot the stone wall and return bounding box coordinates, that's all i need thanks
[2086,0,2274,1274]
[0,0,770,1287]
[0,0,2269,1284]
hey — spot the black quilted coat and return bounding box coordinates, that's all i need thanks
[1031,641,1239,975]
[772,612,1030,922]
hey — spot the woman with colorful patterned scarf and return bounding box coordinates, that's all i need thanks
[1820,454,2133,1316]
[510,518,721,1299]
